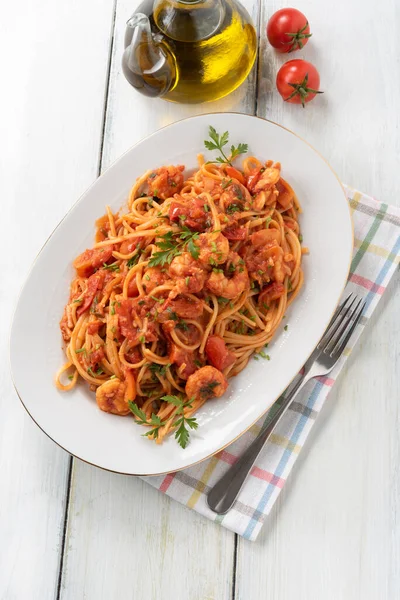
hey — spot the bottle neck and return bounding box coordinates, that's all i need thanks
[153,0,225,42]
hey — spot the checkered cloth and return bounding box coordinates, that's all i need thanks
[142,187,400,541]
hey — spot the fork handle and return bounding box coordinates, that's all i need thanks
[207,374,310,515]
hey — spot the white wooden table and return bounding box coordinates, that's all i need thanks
[2,1,400,598]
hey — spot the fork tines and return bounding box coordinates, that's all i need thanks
[318,294,366,358]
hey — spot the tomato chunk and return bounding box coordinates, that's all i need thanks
[87,319,103,335]
[124,346,142,365]
[77,272,104,316]
[116,299,137,342]
[88,347,105,368]
[258,282,285,306]
[169,197,211,231]
[74,246,113,278]
[205,335,236,371]
[245,168,262,194]
[224,225,247,241]
[168,343,197,380]
[119,237,144,255]
[225,166,245,185]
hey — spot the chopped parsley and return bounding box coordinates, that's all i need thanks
[226,203,242,214]
[199,380,219,398]
[103,261,120,271]
[176,320,189,331]
[221,178,233,189]
[127,250,143,269]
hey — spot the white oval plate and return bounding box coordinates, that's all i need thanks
[10,113,352,475]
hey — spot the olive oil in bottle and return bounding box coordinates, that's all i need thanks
[122,0,257,104]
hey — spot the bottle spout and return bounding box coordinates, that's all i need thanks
[122,13,176,98]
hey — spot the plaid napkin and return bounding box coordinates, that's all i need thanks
[142,187,400,541]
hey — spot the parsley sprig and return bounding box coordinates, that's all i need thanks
[149,227,200,267]
[162,395,199,449]
[128,394,198,448]
[128,402,166,440]
[204,126,248,166]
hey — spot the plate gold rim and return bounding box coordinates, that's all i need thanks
[9,111,354,477]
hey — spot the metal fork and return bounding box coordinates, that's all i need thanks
[207,294,366,515]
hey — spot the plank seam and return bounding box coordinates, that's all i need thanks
[231,534,239,600]
[254,0,262,117]
[98,0,118,175]
[55,456,73,600]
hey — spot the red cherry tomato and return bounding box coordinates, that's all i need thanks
[267,8,311,53]
[276,60,323,107]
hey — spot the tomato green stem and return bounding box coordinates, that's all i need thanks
[285,21,312,52]
[284,72,323,107]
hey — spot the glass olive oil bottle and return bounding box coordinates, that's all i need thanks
[122,0,257,103]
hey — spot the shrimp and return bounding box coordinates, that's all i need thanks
[244,240,285,286]
[147,165,184,200]
[185,366,228,401]
[250,228,281,247]
[206,252,249,299]
[95,371,135,416]
[253,163,281,193]
[195,232,230,266]
[247,163,281,211]
[220,182,251,212]
[169,252,207,294]
[162,295,204,319]
[142,267,168,294]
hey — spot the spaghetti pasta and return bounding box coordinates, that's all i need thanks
[57,153,305,447]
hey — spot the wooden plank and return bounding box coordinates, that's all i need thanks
[62,463,236,599]
[59,0,260,598]
[0,1,115,598]
[236,1,400,598]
